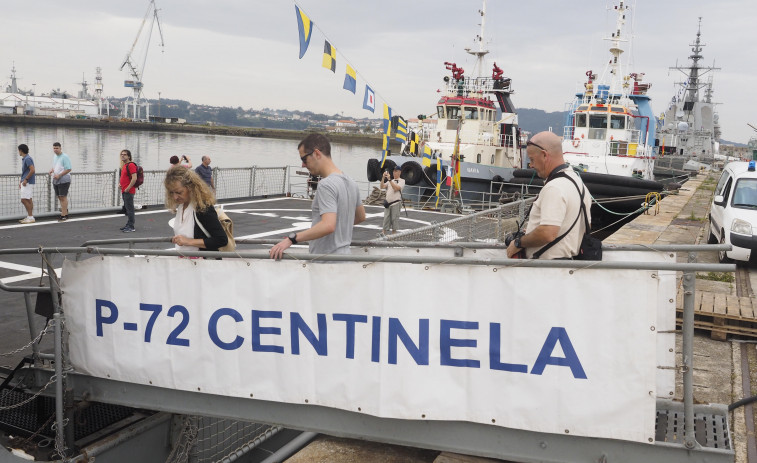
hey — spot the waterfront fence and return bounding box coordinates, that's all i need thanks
[0,166,292,220]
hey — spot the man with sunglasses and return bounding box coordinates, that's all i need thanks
[270,133,366,259]
[506,131,591,259]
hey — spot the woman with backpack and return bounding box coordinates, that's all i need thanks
[119,149,138,233]
[164,166,228,252]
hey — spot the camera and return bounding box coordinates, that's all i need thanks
[504,229,524,246]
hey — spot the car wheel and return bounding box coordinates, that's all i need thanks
[707,219,717,244]
[718,230,732,263]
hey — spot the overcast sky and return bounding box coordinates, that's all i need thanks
[3,1,755,143]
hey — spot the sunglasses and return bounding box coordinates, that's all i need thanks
[300,150,315,163]
[526,141,547,152]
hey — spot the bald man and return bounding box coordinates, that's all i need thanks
[506,131,592,259]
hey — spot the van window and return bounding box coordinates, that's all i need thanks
[722,178,733,204]
[732,178,757,208]
[714,171,730,196]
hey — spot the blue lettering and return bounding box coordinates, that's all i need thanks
[440,320,480,368]
[531,327,587,379]
[388,318,429,365]
[333,314,368,359]
[208,308,244,350]
[291,313,328,356]
[488,323,528,373]
[95,299,118,337]
[371,316,381,363]
[251,310,284,353]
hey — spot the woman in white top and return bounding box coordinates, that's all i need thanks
[164,166,227,252]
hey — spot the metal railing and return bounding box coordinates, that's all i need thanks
[0,166,292,219]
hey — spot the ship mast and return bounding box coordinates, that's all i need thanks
[464,0,488,79]
[605,1,629,96]
[670,18,720,116]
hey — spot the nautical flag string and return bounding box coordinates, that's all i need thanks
[293,3,407,128]
[343,64,357,94]
[322,41,336,72]
[435,157,444,206]
[294,5,313,59]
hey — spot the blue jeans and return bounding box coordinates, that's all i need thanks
[122,192,135,228]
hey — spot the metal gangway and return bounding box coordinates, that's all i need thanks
[0,204,737,462]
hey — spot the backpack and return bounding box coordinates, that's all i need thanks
[194,206,236,252]
[128,162,144,189]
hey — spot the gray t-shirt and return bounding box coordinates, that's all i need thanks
[309,173,361,255]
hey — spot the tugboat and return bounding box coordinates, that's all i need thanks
[365,0,525,207]
[561,1,657,180]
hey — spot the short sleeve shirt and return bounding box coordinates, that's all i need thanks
[195,164,213,186]
[120,163,138,194]
[525,169,592,259]
[52,153,72,184]
[383,178,405,203]
[309,173,361,255]
[21,156,35,185]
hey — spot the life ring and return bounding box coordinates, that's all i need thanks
[572,138,581,148]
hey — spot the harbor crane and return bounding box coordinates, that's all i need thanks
[120,0,164,120]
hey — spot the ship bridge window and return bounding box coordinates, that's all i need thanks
[575,114,587,127]
[610,106,625,113]
[589,115,608,129]
[588,115,607,140]
[610,115,626,129]
[446,106,461,119]
[437,106,445,119]
[577,105,589,111]
[464,107,478,120]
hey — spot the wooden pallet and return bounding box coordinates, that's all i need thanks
[675,288,757,340]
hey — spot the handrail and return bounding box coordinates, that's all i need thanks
[21,246,735,272]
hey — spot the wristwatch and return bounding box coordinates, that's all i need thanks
[514,236,522,248]
[288,232,298,244]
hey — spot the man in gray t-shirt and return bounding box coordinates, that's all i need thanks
[270,133,366,259]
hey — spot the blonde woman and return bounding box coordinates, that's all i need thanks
[164,166,227,252]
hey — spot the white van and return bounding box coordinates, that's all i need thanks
[709,161,757,262]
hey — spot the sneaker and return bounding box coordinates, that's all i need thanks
[19,217,35,224]
[58,215,68,222]
[119,225,128,231]
[122,227,136,233]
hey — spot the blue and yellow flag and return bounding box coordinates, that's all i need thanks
[322,41,336,72]
[421,145,432,167]
[435,157,444,206]
[383,104,392,134]
[395,116,408,142]
[343,64,356,94]
[295,6,313,59]
[380,134,389,168]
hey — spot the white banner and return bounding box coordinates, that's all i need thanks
[62,255,663,443]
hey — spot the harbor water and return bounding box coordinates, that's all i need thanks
[0,125,378,180]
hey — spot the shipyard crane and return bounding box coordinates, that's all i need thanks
[120,0,165,120]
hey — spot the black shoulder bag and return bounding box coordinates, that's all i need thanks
[531,172,602,260]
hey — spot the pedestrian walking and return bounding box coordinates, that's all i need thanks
[18,144,35,224]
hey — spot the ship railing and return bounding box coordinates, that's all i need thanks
[444,77,508,97]
[0,244,736,462]
[0,166,309,221]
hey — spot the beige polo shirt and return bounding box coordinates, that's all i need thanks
[525,169,592,259]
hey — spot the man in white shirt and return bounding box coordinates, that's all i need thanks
[380,165,405,235]
[506,131,592,259]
